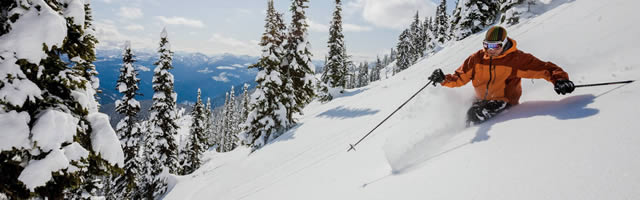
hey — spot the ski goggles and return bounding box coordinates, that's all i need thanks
[483,38,508,50]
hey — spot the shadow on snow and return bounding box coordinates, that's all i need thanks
[316,106,379,119]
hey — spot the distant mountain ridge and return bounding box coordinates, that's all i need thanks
[95,49,324,125]
[95,49,260,107]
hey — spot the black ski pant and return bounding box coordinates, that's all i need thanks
[466,100,510,125]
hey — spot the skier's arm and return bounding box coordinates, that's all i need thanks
[515,52,569,83]
[442,55,475,88]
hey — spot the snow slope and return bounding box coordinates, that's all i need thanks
[165,0,640,199]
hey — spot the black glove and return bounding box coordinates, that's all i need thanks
[554,79,575,95]
[428,69,445,86]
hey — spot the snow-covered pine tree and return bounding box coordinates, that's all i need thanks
[435,0,450,44]
[382,54,389,67]
[239,84,250,132]
[213,111,225,150]
[357,62,369,87]
[204,97,214,147]
[395,29,412,74]
[182,89,207,174]
[0,1,124,199]
[426,17,438,51]
[449,0,463,39]
[409,11,425,60]
[322,0,347,92]
[355,63,363,87]
[371,56,382,82]
[282,0,316,124]
[63,1,125,197]
[390,47,397,62]
[345,58,357,89]
[500,0,536,26]
[151,27,179,172]
[144,27,179,198]
[224,86,239,151]
[451,0,501,41]
[242,4,291,147]
[112,41,143,199]
[70,1,100,94]
[140,120,165,199]
[422,16,434,54]
[220,92,230,152]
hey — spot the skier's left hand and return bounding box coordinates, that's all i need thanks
[554,79,575,95]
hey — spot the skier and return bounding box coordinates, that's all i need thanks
[428,26,575,125]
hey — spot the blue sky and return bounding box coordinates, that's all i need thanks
[93,0,456,62]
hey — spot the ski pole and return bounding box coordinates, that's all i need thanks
[575,80,635,88]
[347,80,434,152]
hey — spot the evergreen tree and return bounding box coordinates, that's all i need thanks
[435,0,451,43]
[182,89,207,174]
[204,97,214,147]
[500,0,536,26]
[113,41,142,199]
[449,0,463,39]
[144,27,179,198]
[358,62,370,87]
[409,11,425,60]
[220,92,230,151]
[243,4,292,147]
[426,17,438,51]
[322,0,347,92]
[451,0,501,40]
[0,1,124,199]
[371,56,383,82]
[383,55,389,67]
[140,120,165,199]
[345,59,357,89]
[224,87,239,151]
[390,47,397,62]
[239,84,250,132]
[395,29,412,74]
[282,0,316,124]
[423,16,434,53]
[70,2,100,94]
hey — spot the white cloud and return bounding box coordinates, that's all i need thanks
[137,66,151,72]
[308,19,329,32]
[307,19,329,32]
[232,64,244,68]
[156,16,205,28]
[124,24,144,31]
[118,7,143,19]
[309,19,371,33]
[206,33,260,56]
[197,67,214,74]
[212,72,240,82]
[217,66,235,70]
[94,20,154,50]
[344,23,373,32]
[357,0,437,29]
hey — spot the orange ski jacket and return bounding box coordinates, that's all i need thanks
[441,38,569,105]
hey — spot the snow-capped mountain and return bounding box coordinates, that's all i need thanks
[164,0,640,199]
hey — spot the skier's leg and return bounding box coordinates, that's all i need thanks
[466,100,510,125]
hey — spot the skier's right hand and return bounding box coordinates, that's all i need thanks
[554,79,575,95]
[428,68,445,86]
